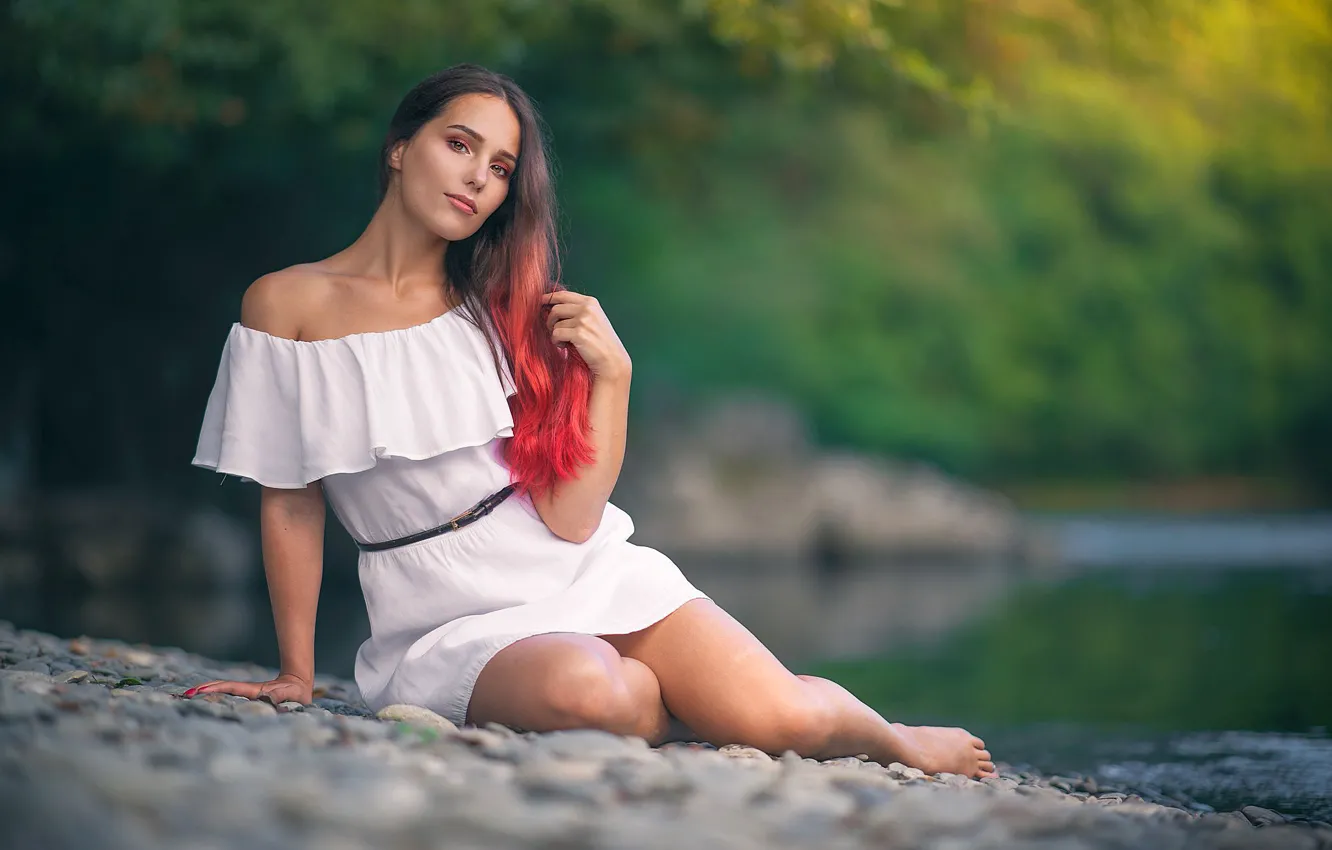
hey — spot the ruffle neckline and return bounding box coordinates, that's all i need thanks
[192,308,518,488]
[229,306,461,348]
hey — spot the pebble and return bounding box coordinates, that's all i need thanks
[885,762,926,781]
[1242,805,1289,827]
[718,744,773,761]
[516,757,613,804]
[374,703,458,733]
[451,725,518,759]
[603,757,693,801]
[3,619,1330,850]
[8,658,51,674]
[235,700,278,719]
[527,727,651,761]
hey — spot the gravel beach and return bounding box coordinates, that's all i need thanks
[2,619,1328,849]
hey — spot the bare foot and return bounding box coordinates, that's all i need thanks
[890,723,996,778]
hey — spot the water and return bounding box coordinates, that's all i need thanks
[985,725,1332,821]
[3,558,1330,820]
[807,565,1332,820]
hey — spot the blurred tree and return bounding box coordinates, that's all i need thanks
[1,0,1328,499]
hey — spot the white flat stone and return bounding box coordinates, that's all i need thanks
[375,703,458,733]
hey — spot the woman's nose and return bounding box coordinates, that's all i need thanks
[469,163,489,189]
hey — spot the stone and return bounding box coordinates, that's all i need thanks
[515,757,610,805]
[7,659,51,674]
[119,649,157,667]
[982,776,1020,792]
[718,744,773,762]
[820,756,865,769]
[1243,805,1290,827]
[527,728,650,761]
[1199,811,1254,830]
[312,698,370,717]
[602,758,693,801]
[937,771,971,788]
[375,703,458,733]
[885,762,925,781]
[452,726,517,759]
[234,700,278,719]
[177,697,234,720]
[832,775,900,809]
[670,750,777,810]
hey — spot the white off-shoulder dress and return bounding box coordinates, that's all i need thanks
[191,305,710,727]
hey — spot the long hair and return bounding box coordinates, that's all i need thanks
[378,64,594,499]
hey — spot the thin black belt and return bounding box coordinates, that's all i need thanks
[356,484,516,553]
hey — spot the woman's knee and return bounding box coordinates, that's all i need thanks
[468,633,664,736]
[538,650,642,731]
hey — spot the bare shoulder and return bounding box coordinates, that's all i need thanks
[239,265,334,340]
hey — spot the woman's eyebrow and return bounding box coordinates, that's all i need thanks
[447,124,518,163]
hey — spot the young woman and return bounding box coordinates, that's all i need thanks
[187,64,995,778]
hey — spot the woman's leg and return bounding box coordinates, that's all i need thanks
[465,632,673,744]
[601,599,995,777]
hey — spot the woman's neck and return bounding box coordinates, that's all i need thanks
[338,191,451,299]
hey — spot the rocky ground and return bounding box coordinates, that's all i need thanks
[1,620,1328,850]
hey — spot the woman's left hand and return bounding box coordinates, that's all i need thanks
[542,289,631,381]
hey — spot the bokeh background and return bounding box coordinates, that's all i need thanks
[2,0,1330,818]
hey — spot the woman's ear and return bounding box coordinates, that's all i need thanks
[388,140,406,172]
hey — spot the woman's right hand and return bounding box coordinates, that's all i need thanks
[183,671,313,705]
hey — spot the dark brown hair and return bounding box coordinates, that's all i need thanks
[379,64,594,499]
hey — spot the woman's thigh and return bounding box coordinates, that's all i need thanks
[465,632,669,737]
[600,599,822,746]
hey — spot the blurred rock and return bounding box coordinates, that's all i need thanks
[0,489,255,590]
[622,393,1054,563]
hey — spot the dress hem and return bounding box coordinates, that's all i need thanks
[440,590,713,728]
[192,425,514,490]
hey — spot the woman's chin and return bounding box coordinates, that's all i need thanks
[429,216,485,242]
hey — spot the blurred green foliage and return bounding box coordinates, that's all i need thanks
[2,0,1328,496]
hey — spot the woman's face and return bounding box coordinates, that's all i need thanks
[389,93,521,240]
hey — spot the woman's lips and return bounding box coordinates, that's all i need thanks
[446,194,476,215]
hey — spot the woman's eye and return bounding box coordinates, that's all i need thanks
[448,139,468,153]
[492,164,510,177]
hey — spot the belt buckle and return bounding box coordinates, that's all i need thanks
[447,489,501,533]
[452,505,479,527]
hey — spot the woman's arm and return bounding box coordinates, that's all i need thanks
[533,370,632,543]
[185,273,327,703]
[184,481,326,704]
[259,482,326,686]
[531,290,633,544]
